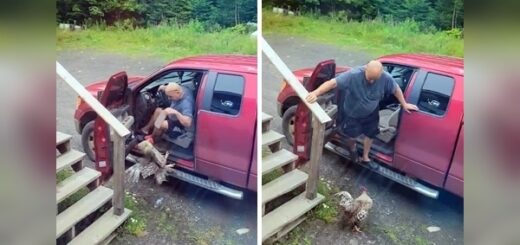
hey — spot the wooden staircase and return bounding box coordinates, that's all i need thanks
[261,113,324,243]
[56,131,131,244]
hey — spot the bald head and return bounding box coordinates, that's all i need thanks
[365,60,383,83]
[164,83,184,101]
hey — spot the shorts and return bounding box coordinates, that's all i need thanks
[166,118,183,138]
[341,109,380,139]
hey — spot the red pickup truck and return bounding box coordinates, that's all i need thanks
[74,55,258,199]
[277,54,463,198]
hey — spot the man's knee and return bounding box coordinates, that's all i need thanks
[160,121,168,130]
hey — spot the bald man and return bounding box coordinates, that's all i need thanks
[141,83,194,143]
[306,60,418,167]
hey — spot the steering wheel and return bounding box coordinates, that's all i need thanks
[155,89,170,107]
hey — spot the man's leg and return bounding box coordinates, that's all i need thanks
[362,136,374,162]
[141,108,163,133]
[151,120,168,141]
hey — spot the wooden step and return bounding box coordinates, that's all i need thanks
[262,112,274,133]
[262,192,324,241]
[57,150,85,172]
[57,167,100,203]
[262,169,308,204]
[68,207,131,245]
[262,130,284,148]
[56,186,113,238]
[57,132,72,146]
[262,112,274,123]
[262,149,298,175]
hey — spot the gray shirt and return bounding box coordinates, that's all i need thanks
[168,86,194,133]
[336,66,397,118]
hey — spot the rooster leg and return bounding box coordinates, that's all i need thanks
[353,225,362,233]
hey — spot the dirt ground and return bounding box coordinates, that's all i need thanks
[262,34,463,245]
[56,50,257,244]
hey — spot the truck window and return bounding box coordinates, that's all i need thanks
[383,64,415,92]
[210,74,244,116]
[417,73,455,116]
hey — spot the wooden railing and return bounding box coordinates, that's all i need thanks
[56,62,130,216]
[261,37,331,200]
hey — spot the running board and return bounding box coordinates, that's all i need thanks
[126,155,244,200]
[324,142,439,199]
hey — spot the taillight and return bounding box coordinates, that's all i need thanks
[76,96,82,109]
[280,80,287,91]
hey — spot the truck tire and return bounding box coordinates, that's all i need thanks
[81,121,96,161]
[282,105,297,146]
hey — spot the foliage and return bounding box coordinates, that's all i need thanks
[123,192,147,236]
[57,0,257,29]
[263,11,463,57]
[56,23,256,60]
[311,178,341,223]
[264,0,463,31]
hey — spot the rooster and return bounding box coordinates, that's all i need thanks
[335,186,373,232]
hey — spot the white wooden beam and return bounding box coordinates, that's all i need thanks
[261,37,331,124]
[56,61,130,137]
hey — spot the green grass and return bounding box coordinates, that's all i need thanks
[310,178,341,223]
[56,168,90,212]
[263,11,463,57]
[57,23,256,61]
[122,192,147,237]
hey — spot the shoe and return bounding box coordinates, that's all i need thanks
[360,159,379,170]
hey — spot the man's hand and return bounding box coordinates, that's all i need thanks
[158,85,167,91]
[306,92,318,103]
[402,103,418,113]
[164,107,178,116]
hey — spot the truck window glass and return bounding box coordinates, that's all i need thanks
[383,64,415,92]
[210,74,244,115]
[418,73,455,116]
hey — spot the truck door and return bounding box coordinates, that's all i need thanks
[195,71,257,188]
[93,72,128,180]
[293,60,336,165]
[394,70,463,187]
[445,124,463,196]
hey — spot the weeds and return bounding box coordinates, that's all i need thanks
[57,22,256,61]
[123,192,147,237]
[263,11,463,57]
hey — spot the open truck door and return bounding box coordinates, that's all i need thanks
[293,60,337,166]
[93,72,129,180]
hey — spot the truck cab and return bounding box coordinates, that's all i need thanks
[277,54,464,198]
[74,55,258,199]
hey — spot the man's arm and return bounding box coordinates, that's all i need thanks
[393,86,418,113]
[164,108,192,127]
[305,78,337,103]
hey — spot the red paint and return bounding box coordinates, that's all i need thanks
[281,54,464,198]
[75,55,257,192]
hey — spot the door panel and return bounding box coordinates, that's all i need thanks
[294,60,336,165]
[94,72,128,179]
[394,70,463,187]
[195,72,256,187]
[445,125,464,196]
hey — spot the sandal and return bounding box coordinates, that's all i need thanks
[360,159,379,170]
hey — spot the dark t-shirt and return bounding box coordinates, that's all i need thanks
[336,66,397,118]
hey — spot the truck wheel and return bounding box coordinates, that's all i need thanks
[282,106,297,146]
[81,121,96,161]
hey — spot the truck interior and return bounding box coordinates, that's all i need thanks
[132,69,206,162]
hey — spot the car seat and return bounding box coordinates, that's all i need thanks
[377,107,400,143]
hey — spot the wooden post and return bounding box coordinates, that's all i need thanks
[306,116,325,200]
[112,130,125,216]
